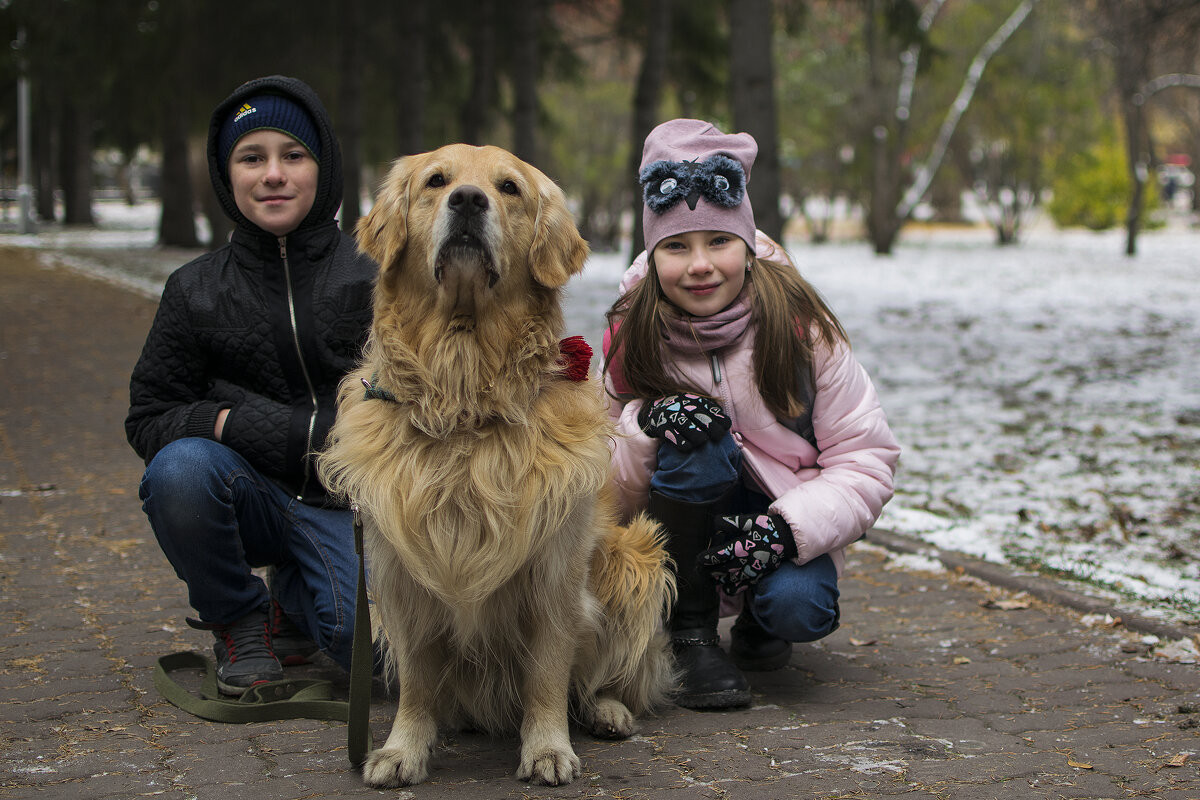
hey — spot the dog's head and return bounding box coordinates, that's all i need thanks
[357,144,589,320]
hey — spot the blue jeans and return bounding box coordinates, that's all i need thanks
[138,438,358,670]
[651,433,840,644]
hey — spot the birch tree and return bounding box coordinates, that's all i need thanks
[866,0,1039,254]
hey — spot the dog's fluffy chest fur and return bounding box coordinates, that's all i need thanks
[331,361,612,607]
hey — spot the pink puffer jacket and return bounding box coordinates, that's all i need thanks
[602,233,900,578]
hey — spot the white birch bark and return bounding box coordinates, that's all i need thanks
[896,0,1040,220]
[895,0,947,122]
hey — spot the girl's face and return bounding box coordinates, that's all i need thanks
[228,129,318,237]
[653,230,749,317]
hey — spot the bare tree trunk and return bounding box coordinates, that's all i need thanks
[730,0,783,243]
[1094,0,1200,255]
[1109,6,1152,258]
[1121,86,1149,256]
[512,0,541,166]
[628,0,672,262]
[33,92,56,222]
[59,104,94,226]
[396,0,429,156]
[864,0,900,255]
[461,0,497,145]
[158,92,199,247]
[339,0,365,232]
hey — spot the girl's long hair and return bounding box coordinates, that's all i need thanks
[603,252,847,419]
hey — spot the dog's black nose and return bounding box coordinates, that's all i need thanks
[448,185,489,216]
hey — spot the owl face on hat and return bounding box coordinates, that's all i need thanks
[640,154,747,214]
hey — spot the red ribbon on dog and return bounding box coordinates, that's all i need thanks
[557,336,592,382]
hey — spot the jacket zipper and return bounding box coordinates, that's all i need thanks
[281,237,319,499]
[711,351,735,421]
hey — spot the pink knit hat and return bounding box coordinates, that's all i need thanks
[639,118,758,253]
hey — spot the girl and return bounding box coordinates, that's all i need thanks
[603,119,900,709]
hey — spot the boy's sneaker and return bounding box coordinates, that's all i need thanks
[191,605,283,695]
[269,599,319,666]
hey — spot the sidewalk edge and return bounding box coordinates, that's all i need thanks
[866,527,1200,643]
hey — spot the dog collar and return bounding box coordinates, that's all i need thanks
[361,375,398,403]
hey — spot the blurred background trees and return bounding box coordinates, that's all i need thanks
[0,0,1197,257]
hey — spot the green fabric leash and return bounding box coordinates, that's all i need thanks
[153,652,349,724]
[153,506,374,768]
[346,504,373,767]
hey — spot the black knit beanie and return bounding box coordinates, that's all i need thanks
[217,93,321,174]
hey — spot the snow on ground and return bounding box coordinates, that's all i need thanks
[7,201,1199,622]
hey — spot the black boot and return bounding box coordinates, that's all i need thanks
[730,605,793,671]
[649,490,751,710]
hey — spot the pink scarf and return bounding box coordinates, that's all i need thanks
[661,284,753,354]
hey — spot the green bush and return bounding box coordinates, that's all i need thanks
[1047,141,1159,231]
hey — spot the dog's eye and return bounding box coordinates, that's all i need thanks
[428,174,446,188]
[500,179,520,196]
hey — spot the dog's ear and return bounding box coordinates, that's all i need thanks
[529,179,589,289]
[356,157,412,271]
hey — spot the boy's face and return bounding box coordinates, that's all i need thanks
[653,230,749,317]
[227,129,318,237]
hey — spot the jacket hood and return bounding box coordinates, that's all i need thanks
[207,75,343,236]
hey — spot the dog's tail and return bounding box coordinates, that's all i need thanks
[581,511,677,715]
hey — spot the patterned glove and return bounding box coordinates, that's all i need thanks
[698,514,798,596]
[637,393,731,451]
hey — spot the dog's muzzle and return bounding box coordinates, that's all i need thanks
[434,185,499,289]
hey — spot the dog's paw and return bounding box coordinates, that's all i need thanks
[362,747,429,788]
[516,746,581,785]
[589,698,635,740]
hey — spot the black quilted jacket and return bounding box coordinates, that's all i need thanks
[126,76,377,505]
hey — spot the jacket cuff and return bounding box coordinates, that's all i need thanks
[186,402,232,441]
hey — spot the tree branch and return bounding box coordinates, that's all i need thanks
[1136,73,1200,104]
[897,0,1039,220]
[895,0,947,122]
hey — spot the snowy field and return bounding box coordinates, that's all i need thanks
[8,202,1199,623]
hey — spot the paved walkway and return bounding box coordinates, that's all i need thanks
[1,246,1198,800]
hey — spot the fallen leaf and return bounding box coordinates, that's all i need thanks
[982,598,1032,611]
[952,656,972,665]
[1068,758,1093,769]
[849,637,877,647]
[1164,753,1189,768]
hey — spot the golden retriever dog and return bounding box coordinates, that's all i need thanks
[317,144,675,788]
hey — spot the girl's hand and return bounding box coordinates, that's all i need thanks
[699,514,797,595]
[637,393,731,450]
